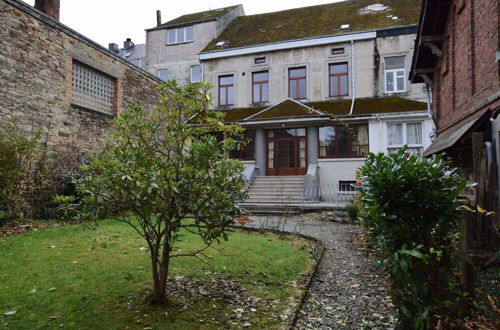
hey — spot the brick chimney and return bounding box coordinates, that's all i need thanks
[34,0,60,21]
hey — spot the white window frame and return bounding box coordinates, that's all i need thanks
[384,56,406,93]
[190,65,201,83]
[387,122,423,155]
[167,26,193,45]
[157,69,169,81]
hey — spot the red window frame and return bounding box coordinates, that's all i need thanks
[218,75,234,106]
[252,71,269,104]
[329,63,349,97]
[288,67,306,100]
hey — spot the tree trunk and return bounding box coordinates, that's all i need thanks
[151,233,171,304]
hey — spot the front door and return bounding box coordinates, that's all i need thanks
[267,128,307,175]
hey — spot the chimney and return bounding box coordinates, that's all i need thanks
[123,38,134,50]
[108,43,119,53]
[34,0,60,21]
[156,10,162,26]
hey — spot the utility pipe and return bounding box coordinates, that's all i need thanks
[425,84,432,118]
[349,40,356,115]
[484,141,493,171]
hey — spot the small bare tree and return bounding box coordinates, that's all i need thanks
[78,81,247,304]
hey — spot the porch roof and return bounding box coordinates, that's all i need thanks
[219,97,428,123]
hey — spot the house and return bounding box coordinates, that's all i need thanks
[145,5,244,83]
[143,0,434,204]
[108,38,146,70]
[146,0,434,207]
[410,0,499,226]
[0,0,160,156]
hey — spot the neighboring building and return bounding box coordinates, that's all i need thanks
[411,1,499,211]
[0,0,160,155]
[145,5,244,83]
[145,0,434,205]
[108,38,146,70]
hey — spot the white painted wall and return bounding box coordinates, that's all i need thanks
[368,113,435,154]
[318,158,365,186]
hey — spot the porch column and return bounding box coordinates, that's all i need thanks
[307,126,318,164]
[255,128,266,176]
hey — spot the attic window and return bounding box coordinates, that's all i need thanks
[340,24,350,30]
[167,26,193,45]
[254,56,266,64]
[331,48,344,55]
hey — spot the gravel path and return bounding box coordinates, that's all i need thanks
[248,213,397,329]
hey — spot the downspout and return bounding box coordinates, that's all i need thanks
[201,60,204,82]
[425,84,432,118]
[484,141,493,171]
[349,40,356,115]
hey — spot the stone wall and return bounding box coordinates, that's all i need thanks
[433,0,500,134]
[0,0,160,156]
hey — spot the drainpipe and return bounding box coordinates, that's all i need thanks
[349,40,356,115]
[376,114,382,153]
[425,84,432,118]
[484,141,493,171]
[201,61,204,82]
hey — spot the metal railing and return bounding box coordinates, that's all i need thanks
[301,183,357,205]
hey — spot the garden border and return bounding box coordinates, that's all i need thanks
[230,225,325,328]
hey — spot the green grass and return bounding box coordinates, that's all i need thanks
[0,220,313,329]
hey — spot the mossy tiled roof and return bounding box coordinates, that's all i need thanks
[219,97,427,122]
[158,5,240,28]
[203,0,421,52]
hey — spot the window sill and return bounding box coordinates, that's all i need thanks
[318,157,366,162]
[166,40,194,46]
[71,103,116,118]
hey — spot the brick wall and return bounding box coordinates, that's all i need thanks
[433,0,500,134]
[0,0,160,155]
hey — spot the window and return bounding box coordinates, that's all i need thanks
[230,130,255,160]
[319,124,369,158]
[167,26,193,44]
[252,71,269,104]
[384,56,406,92]
[218,75,234,106]
[190,65,201,83]
[289,67,306,100]
[254,56,266,64]
[387,122,423,154]
[71,60,116,115]
[331,47,344,55]
[329,63,349,97]
[339,181,356,192]
[158,69,169,81]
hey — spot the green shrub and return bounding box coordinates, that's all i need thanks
[52,195,78,221]
[0,123,51,223]
[345,202,358,221]
[358,148,467,329]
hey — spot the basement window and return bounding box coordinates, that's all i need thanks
[254,56,266,64]
[71,60,116,116]
[331,47,345,55]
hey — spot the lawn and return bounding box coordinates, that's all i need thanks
[0,219,314,329]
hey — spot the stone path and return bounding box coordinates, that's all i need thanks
[248,213,397,329]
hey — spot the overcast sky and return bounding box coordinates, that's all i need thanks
[24,0,343,47]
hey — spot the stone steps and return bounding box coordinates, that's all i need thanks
[245,176,304,207]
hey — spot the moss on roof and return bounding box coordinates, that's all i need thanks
[203,0,421,52]
[220,97,427,122]
[158,5,240,28]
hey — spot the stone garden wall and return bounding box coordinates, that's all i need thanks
[0,0,160,155]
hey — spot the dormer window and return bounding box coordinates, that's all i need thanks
[167,26,193,44]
